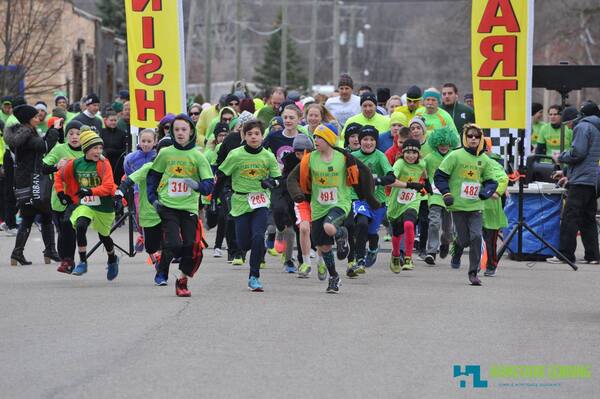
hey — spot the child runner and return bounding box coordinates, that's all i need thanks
[42,120,84,273]
[123,128,157,253]
[54,129,119,280]
[482,137,508,277]
[423,127,459,265]
[147,114,214,297]
[434,123,499,286]
[217,120,281,292]
[341,122,362,273]
[386,139,429,272]
[350,125,395,274]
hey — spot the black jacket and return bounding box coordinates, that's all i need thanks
[4,124,47,189]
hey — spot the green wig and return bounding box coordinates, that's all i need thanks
[427,126,459,149]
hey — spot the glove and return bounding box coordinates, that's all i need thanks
[76,188,93,198]
[374,177,384,186]
[114,189,124,201]
[260,177,279,190]
[152,200,164,214]
[292,193,306,203]
[443,193,454,207]
[57,192,72,206]
[114,190,124,214]
[183,178,201,192]
[479,187,495,200]
[405,182,424,191]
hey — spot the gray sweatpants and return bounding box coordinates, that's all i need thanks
[451,211,483,274]
[426,205,453,254]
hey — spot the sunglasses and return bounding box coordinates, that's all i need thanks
[189,112,200,116]
[164,124,171,130]
[466,134,481,139]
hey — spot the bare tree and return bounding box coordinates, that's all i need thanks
[0,0,67,96]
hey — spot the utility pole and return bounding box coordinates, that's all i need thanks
[280,0,289,88]
[185,0,197,80]
[307,0,319,91]
[347,6,356,79]
[235,0,242,81]
[204,0,212,102]
[332,0,340,86]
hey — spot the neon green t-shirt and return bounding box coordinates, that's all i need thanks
[482,155,509,230]
[129,162,161,228]
[415,108,459,139]
[43,143,83,211]
[351,149,393,203]
[218,146,281,217]
[151,146,214,214]
[386,159,426,220]
[537,124,573,157]
[532,121,545,144]
[341,113,390,146]
[309,150,352,220]
[423,150,448,208]
[437,148,497,212]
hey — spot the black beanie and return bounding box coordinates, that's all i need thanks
[13,105,39,125]
[225,93,240,105]
[580,101,600,117]
[531,102,543,116]
[406,86,422,100]
[359,125,379,143]
[344,122,362,148]
[213,122,229,136]
[377,88,391,104]
[85,93,100,105]
[360,92,377,106]
[402,138,421,153]
[65,119,83,133]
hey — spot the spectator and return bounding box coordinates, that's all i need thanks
[464,93,474,109]
[536,105,573,158]
[0,96,12,124]
[531,102,544,146]
[440,83,475,133]
[73,93,103,132]
[100,110,127,184]
[188,103,202,126]
[325,74,361,127]
[117,100,131,139]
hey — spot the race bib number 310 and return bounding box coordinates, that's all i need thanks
[318,188,338,205]
[168,178,191,197]
[248,192,269,209]
[460,182,480,199]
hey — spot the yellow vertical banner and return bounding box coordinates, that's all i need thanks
[124,0,186,129]
[471,0,533,129]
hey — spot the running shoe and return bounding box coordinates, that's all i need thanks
[248,276,264,292]
[154,272,168,286]
[260,261,266,269]
[317,261,327,281]
[450,243,462,269]
[71,262,88,276]
[335,226,349,260]
[267,247,279,257]
[176,276,191,296]
[383,234,392,242]
[213,248,223,258]
[326,275,341,293]
[106,256,120,281]
[468,272,482,286]
[402,257,414,270]
[439,244,450,259]
[298,263,311,278]
[284,260,297,273]
[232,257,244,266]
[389,256,401,274]
[483,268,496,277]
[355,259,366,274]
[135,236,145,253]
[365,247,379,268]
[424,254,436,265]
[346,262,359,278]
[577,257,599,264]
[57,259,74,274]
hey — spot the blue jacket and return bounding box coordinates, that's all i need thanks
[123,147,157,192]
[558,115,600,187]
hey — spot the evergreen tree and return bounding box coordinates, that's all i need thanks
[96,0,126,38]
[254,13,307,90]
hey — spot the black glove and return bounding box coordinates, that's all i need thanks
[260,177,279,190]
[405,182,424,191]
[152,200,164,214]
[57,191,72,206]
[292,193,306,203]
[479,187,495,200]
[374,177,385,186]
[114,190,124,214]
[443,193,454,207]
[76,188,93,198]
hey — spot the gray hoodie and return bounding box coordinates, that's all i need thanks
[558,115,600,188]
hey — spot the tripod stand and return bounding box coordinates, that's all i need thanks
[496,128,577,271]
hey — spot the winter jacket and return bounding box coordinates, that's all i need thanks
[3,123,47,190]
[124,147,157,176]
[558,115,600,187]
[72,112,103,132]
[54,157,116,204]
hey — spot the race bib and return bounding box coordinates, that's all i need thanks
[248,192,269,209]
[80,195,100,206]
[318,188,338,205]
[460,182,480,199]
[431,181,441,195]
[168,178,191,198]
[396,188,416,204]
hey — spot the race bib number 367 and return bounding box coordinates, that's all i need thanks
[460,182,480,199]
[396,188,416,204]
[318,188,338,205]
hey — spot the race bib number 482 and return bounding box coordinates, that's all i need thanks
[460,182,480,199]
[318,188,338,205]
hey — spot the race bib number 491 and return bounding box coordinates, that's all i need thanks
[318,188,338,205]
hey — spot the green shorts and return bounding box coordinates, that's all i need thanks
[70,205,115,237]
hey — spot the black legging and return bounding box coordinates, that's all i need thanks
[75,216,114,253]
[53,210,76,260]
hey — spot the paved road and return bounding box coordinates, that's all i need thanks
[1,227,598,399]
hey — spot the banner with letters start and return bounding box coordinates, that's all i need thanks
[471,0,533,131]
[125,0,186,129]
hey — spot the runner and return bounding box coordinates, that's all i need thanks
[386,139,429,273]
[434,123,499,286]
[341,92,390,144]
[147,114,214,297]
[54,128,119,280]
[422,127,459,265]
[217,120,281,292]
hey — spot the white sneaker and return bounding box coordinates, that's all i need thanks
[577,257,600,264]
[5,228,18,236]
[310,249,316,259]
[213,248,222,258]
[546,256,566,264]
